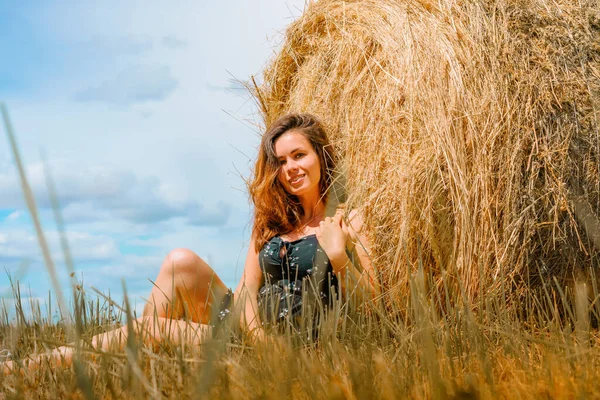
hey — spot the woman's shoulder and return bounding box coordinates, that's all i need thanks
[336,205,365,234]
[346,208,365,233]
[262,235,283,248]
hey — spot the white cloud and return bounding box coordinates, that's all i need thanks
[187,201,232,227]
[0,229,119,263]
[94,254,163,278]
[62,202,111,224]
[75,65,178,105]
[82,35,154,55]
[0,161,231,227]
[0,230,37,261]
[162,35,187,50]
[6,211,21,221]
[67,231,120,261]
[126,237,163,247]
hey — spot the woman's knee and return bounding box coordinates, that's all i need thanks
[160,248,209,279]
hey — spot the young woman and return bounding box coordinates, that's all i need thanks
[4,113,379,371]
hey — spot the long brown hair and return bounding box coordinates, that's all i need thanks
[249,113,337,251]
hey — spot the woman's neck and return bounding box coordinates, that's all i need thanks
[298,192,324,226]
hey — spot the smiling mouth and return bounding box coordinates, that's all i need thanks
[289,175,305,185]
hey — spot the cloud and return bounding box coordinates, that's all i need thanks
[0,231,36,261]
[187,201,232,226]
[74,65,178,105]
[5,211,21,221]
[161,35,187,49]
[125,237,163,247]
[78,34,186,58]
[0,229,119,263]
[0,161,231,227]
[83,35,154,55]
[67,231,120,261]
[94,254,163,278]
[61,202,111,224]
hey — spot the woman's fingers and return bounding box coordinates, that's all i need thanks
[333,212,343,226]
[322,214,342,226]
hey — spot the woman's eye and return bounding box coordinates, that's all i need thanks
[295,153,305,159]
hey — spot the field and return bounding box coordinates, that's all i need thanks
[3,270,600,399]
[3,0,600,398]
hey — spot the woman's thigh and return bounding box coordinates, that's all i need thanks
[143,248,229,324]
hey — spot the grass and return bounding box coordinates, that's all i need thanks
[3,269,600,398]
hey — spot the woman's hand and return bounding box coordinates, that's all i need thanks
[320,208,380,301]
[315,211,349,270]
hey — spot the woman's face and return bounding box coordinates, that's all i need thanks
[274,130,321,198]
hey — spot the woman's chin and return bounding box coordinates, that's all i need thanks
[287,184,319,199]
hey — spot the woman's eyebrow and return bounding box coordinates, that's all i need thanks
[277,148,303,158]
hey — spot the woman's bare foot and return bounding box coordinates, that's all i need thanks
[2,346,74,375]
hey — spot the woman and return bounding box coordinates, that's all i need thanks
[4,113,379,371]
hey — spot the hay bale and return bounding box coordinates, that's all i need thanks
[255,0,600,306]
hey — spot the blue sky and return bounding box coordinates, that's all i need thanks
[0,1,306,317]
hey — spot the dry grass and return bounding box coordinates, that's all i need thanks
[4,0,600,398]
[4,272,600,398]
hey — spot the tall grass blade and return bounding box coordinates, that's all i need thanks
[0,103,70,325]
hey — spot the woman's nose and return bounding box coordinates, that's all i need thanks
[285,158,299,172]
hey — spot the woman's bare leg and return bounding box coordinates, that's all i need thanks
[3,249,229,373]
[143,248,230,324]
[92,248,231,350]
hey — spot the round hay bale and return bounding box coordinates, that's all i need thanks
[255,0,600,307]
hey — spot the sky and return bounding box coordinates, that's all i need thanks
[0,0,306,319]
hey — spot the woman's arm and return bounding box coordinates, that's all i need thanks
[316,210,380,303]
[339,209,380,301]
[233,237,265,339]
